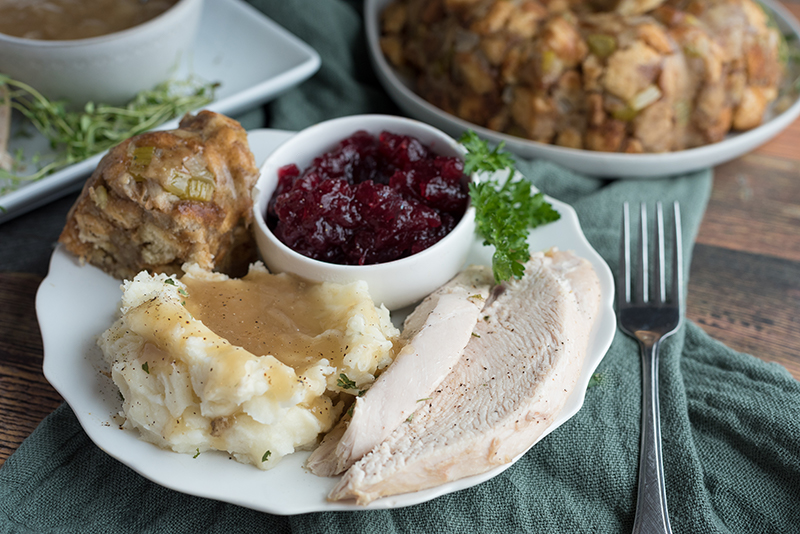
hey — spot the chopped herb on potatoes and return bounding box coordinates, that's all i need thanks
[337,373,358,390]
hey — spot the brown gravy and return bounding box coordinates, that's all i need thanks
[0,0,179,41]
[182,271,345,371]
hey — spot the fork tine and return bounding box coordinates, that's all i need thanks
[655,202,666,303]
[617,202,680,534]
[671,201,683,306]
[620,202,631,305]
[637,203,648,303]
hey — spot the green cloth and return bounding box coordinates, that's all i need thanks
[3,1,800,532]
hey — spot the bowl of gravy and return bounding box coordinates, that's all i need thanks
[0,0,203,106]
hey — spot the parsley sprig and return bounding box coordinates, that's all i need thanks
[460,131,560,283]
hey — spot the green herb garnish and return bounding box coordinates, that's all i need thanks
[337,373,358,390]
[193,448,201,459]
[461,130,517,176]
[261,450,272,462]
[142,362,150,374]
[587,373,603,389]
[460,131,560,283]
[165,278,189,297]
[0,75,218,194]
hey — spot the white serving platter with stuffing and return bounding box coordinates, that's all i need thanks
[364,0,800,178]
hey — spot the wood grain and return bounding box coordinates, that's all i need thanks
[695,154,800,262]
[0,273,63,467]
[686,245,800,379]
[755,120,800,163]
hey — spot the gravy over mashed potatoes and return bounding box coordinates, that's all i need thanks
[98,262,399,469]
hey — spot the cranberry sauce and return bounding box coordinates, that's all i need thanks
[267,130,469,265]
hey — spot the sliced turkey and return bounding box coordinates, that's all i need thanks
[328,249,601,504]
[307,265,495,476]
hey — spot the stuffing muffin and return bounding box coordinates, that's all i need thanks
[59,110,259,279]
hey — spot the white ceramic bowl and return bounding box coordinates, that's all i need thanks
[252,115,476,311]
[0,0,203,107]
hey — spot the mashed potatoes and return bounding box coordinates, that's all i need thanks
[98,262,399,469]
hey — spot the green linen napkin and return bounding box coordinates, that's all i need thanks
[3,1,800,532]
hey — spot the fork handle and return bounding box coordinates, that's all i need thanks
[632,337,673,534]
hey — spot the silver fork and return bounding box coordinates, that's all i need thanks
[618,201,683,534]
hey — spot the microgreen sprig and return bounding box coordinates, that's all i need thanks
[0,75,218,194]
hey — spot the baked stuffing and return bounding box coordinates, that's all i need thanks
[380,0,785,152]
[59,110,259,279]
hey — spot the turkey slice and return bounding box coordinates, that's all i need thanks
[329,249,601,504]
[307,265,495,476]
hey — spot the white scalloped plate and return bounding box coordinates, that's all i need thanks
[37,128,616,515]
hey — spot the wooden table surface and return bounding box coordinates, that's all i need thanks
[2,6,800,467]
